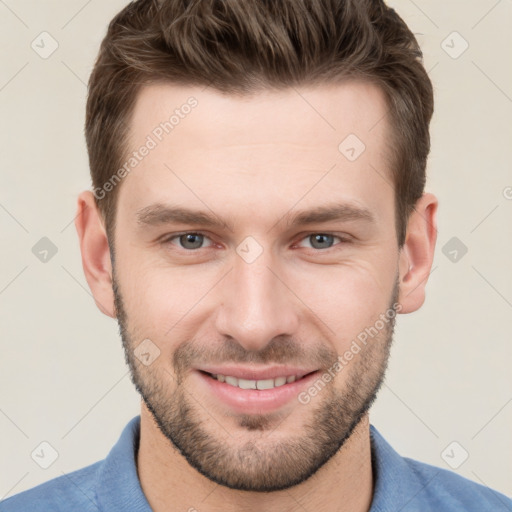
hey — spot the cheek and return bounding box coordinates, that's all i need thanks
[116,254,220,348]
[287,258,397,346]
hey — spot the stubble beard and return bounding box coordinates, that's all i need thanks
[113,269,399,492]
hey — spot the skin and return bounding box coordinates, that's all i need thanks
[75,81,437,512]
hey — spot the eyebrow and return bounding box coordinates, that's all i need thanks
[135,202,375,231]
[136,204,232,230]
[285,203,375,227]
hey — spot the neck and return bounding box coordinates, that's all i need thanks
[137,403,374,512]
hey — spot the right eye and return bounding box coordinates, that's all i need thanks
[162,232,214,251]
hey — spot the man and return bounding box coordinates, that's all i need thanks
[2,0,511,511]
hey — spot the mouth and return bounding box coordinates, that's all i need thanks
[201,370,316,390]
[194,368,321,414]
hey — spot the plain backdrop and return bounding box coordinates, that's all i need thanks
[1,0,511,501]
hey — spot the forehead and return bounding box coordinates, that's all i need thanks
[128,80,390,149]
[118,81,393,226]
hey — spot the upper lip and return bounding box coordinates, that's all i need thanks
[196,365,317,381]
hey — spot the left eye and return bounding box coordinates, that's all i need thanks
[168,233,213,250]
[297,234,344,250]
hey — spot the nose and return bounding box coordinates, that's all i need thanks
[214,248,300,352]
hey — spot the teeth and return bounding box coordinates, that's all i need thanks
[225,376,238,387]
[211,373,300,389]
[238,378,257,390]
[274,376,287,387]
[256,379,275,390]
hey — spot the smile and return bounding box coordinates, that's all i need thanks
[196,368,320,414]
[207,373,305,390]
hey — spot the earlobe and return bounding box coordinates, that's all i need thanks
[75,191,116,318]
[397,193,438,314]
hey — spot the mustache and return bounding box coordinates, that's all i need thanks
[172,336,338,374]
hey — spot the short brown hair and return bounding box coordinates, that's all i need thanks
[86,0,434,247]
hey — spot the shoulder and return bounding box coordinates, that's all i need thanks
[369,425,512,512]
[400,456,512,511]
[0,460,103,512]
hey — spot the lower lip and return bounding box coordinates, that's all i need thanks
[194,370,320,414]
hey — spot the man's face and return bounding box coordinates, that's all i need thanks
[112,82,401,491]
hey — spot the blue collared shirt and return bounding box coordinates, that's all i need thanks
[1,415,511,511]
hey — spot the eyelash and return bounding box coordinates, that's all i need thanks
[160,231,351,252]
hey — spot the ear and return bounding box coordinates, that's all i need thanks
[75,191,116,318]
[397,192,438,314]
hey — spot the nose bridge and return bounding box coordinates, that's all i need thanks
[215,247,298,351]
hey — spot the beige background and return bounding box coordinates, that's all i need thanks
[1,0,511,502]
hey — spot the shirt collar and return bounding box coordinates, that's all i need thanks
[368,425,437,512]
[95,415,152,511]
